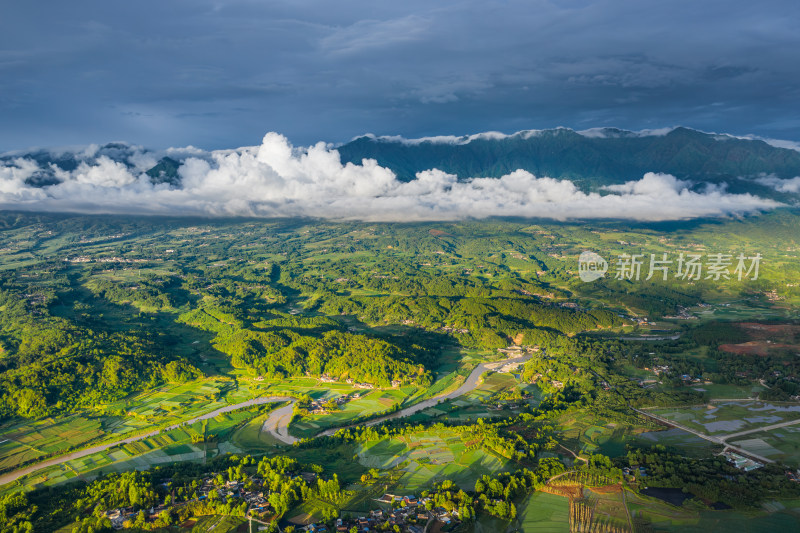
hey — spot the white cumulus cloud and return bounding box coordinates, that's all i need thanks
[755,175,800,194]
[0,132,783,221]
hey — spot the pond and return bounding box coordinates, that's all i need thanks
[641,487,691,506]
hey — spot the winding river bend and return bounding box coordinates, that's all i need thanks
[0,354,530,487]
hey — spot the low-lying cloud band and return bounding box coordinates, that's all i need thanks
[0,133,783,221]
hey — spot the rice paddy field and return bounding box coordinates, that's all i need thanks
[1,406,262,494]
[0,416,103,472]
[355,428,513,492]
[651,401,800,437]
[729,426,800,466]
[101,378,232,423]
[0,375,287,477]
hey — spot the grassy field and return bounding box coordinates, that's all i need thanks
[585,487,630,530]
[463,513,512,533]
[285,443,368,485]
[179,515,247,532]
[355,428,513,492]
[230,413,282,450]
[690,301,792,322]
[632,428,716,457]
[290,389,410,439]
[554,411,650,460]
[516,491,569,533]
[699,383,766,399]
[625,489,800,532]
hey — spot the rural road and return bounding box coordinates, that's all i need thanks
[632,407,777,464]
[719,417,800,442]
[1,354,530,487]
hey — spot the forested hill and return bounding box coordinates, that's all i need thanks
[337,127,800,189]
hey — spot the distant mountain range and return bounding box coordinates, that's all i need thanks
[3,127,800,198]
[337,127,800,197]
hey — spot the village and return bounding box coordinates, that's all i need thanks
[101,470,463,533]
[301,493,463,533]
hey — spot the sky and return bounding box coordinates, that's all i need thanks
[2,0,800,152]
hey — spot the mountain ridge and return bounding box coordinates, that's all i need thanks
[337,127,800,188]
[2,127,799,199]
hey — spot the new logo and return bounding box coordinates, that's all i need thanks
[578,251,607,282]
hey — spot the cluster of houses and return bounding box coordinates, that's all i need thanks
[101,473,467,532]
[105,508,137,529]
[103,473,305,529]
[487,402,523,411]
[663,306,698,320]
[298,494,459,533]
[785,469,800,482]
[632,378,659,389]
[316,375,404,392]
[679,375,710,385]
[486,391,535,411]
[439,326,469,335]
[635,364,712,389]
[646,365,671,376]
[105,503,181,530]
[63,255,150,263]
[306,393,363,415]
[622,466,648,481]
[496,345,539,356]
[346,379,375,390]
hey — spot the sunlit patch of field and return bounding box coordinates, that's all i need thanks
[0,416,104,472]
[516,491,570,532]
[0,407,264,494]
[355,429,513,492]
[555,411,650,459]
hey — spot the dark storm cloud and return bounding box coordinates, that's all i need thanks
[1,0,799,150]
